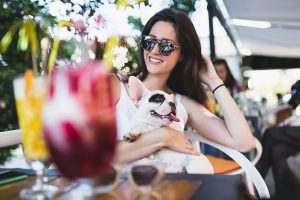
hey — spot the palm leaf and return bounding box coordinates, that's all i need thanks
[47,20,72,72]
[115,0,147,8]
[58,20,71,27]
[23,19,39,75]
[0,21,21,53]
[26,19,39,54]
[48,38,60,71]
[17,26,29,51]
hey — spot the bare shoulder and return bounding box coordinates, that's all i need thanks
[180,95,220,130]
[180,95,212,118]
[180,95,206,110]
[108,73,121,104]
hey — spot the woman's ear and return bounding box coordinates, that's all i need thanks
[128,76,150,105]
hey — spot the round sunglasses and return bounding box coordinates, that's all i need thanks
[140,35,180,56]
[93,164,164,194]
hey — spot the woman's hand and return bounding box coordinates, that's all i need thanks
[162,127,200,156]
[199,57,223,89]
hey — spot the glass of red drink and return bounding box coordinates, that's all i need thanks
[43,61,117,181]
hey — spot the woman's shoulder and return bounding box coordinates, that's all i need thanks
[180,94,215,128]
[180,94,204,105]
[179,94,207,114]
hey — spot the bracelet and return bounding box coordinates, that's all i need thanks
[212,84,225,94]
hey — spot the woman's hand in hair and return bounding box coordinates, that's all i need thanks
[199,56,223,90]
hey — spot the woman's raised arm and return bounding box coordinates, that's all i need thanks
[186,57,255,152]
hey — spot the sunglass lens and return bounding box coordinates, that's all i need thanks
[141,36,155,51]
[159,41,175,56]
[94,167,118,191]
[131,165,159,186]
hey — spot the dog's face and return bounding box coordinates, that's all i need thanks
[141,90,179,125]
[128,76,180,126]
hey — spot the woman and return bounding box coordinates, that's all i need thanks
[112,9,255,171]
[213,58,245,96]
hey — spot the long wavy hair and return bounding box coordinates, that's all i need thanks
[134,8,208,107]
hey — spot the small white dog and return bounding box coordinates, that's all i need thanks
[123,76,180,142]
[123,76,207,174]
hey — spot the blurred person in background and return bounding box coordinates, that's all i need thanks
[256,80,300,200]
[276,93,284,105]
[213,58,245,97]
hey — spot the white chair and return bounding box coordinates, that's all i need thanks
[186,131,270,199]
[0,129,21,148]
[226,137,262,175]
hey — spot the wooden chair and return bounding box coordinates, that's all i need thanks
[186,131,270,199]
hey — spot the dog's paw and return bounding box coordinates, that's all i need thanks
[123,132,140,142]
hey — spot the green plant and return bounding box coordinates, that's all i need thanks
[0,145,19,165]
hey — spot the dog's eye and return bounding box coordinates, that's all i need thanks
[149,94,165,103]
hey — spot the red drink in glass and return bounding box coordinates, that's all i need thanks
[43,61,117,179]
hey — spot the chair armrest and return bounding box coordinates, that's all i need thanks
[226,137,262,175]
[185,131,270,199]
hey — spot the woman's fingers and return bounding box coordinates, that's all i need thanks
[183,145,200,156]
[164,127,200,156]
[184,140,190,145]
[187,148,200,156]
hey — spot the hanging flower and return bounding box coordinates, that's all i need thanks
[112,46,129,70]
[94,14,106,27]
[70,19,86,36]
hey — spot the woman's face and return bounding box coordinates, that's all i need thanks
[143,21,181,76]
[214,63,228,82]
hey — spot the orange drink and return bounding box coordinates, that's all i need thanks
[13,71,58,199]
[14,71,48,161]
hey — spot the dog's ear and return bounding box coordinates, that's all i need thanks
[128,76,150,105]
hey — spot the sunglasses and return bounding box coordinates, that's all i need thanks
[94,164,164,194]
[140,35,180,56]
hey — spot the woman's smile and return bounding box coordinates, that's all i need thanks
[148,56,163,64]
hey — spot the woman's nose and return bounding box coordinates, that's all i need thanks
[151,43,160,55]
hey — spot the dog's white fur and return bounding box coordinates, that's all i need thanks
[124,76,208,174]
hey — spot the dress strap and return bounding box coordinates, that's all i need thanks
[119,81,125,96]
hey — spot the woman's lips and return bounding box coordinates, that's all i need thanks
[148,56,163,64]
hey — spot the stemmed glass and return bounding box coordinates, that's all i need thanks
[42,61,117,197]
[13,71,58,199]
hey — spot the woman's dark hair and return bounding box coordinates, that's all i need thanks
[213,58,237,92]
[134,8,208,107]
